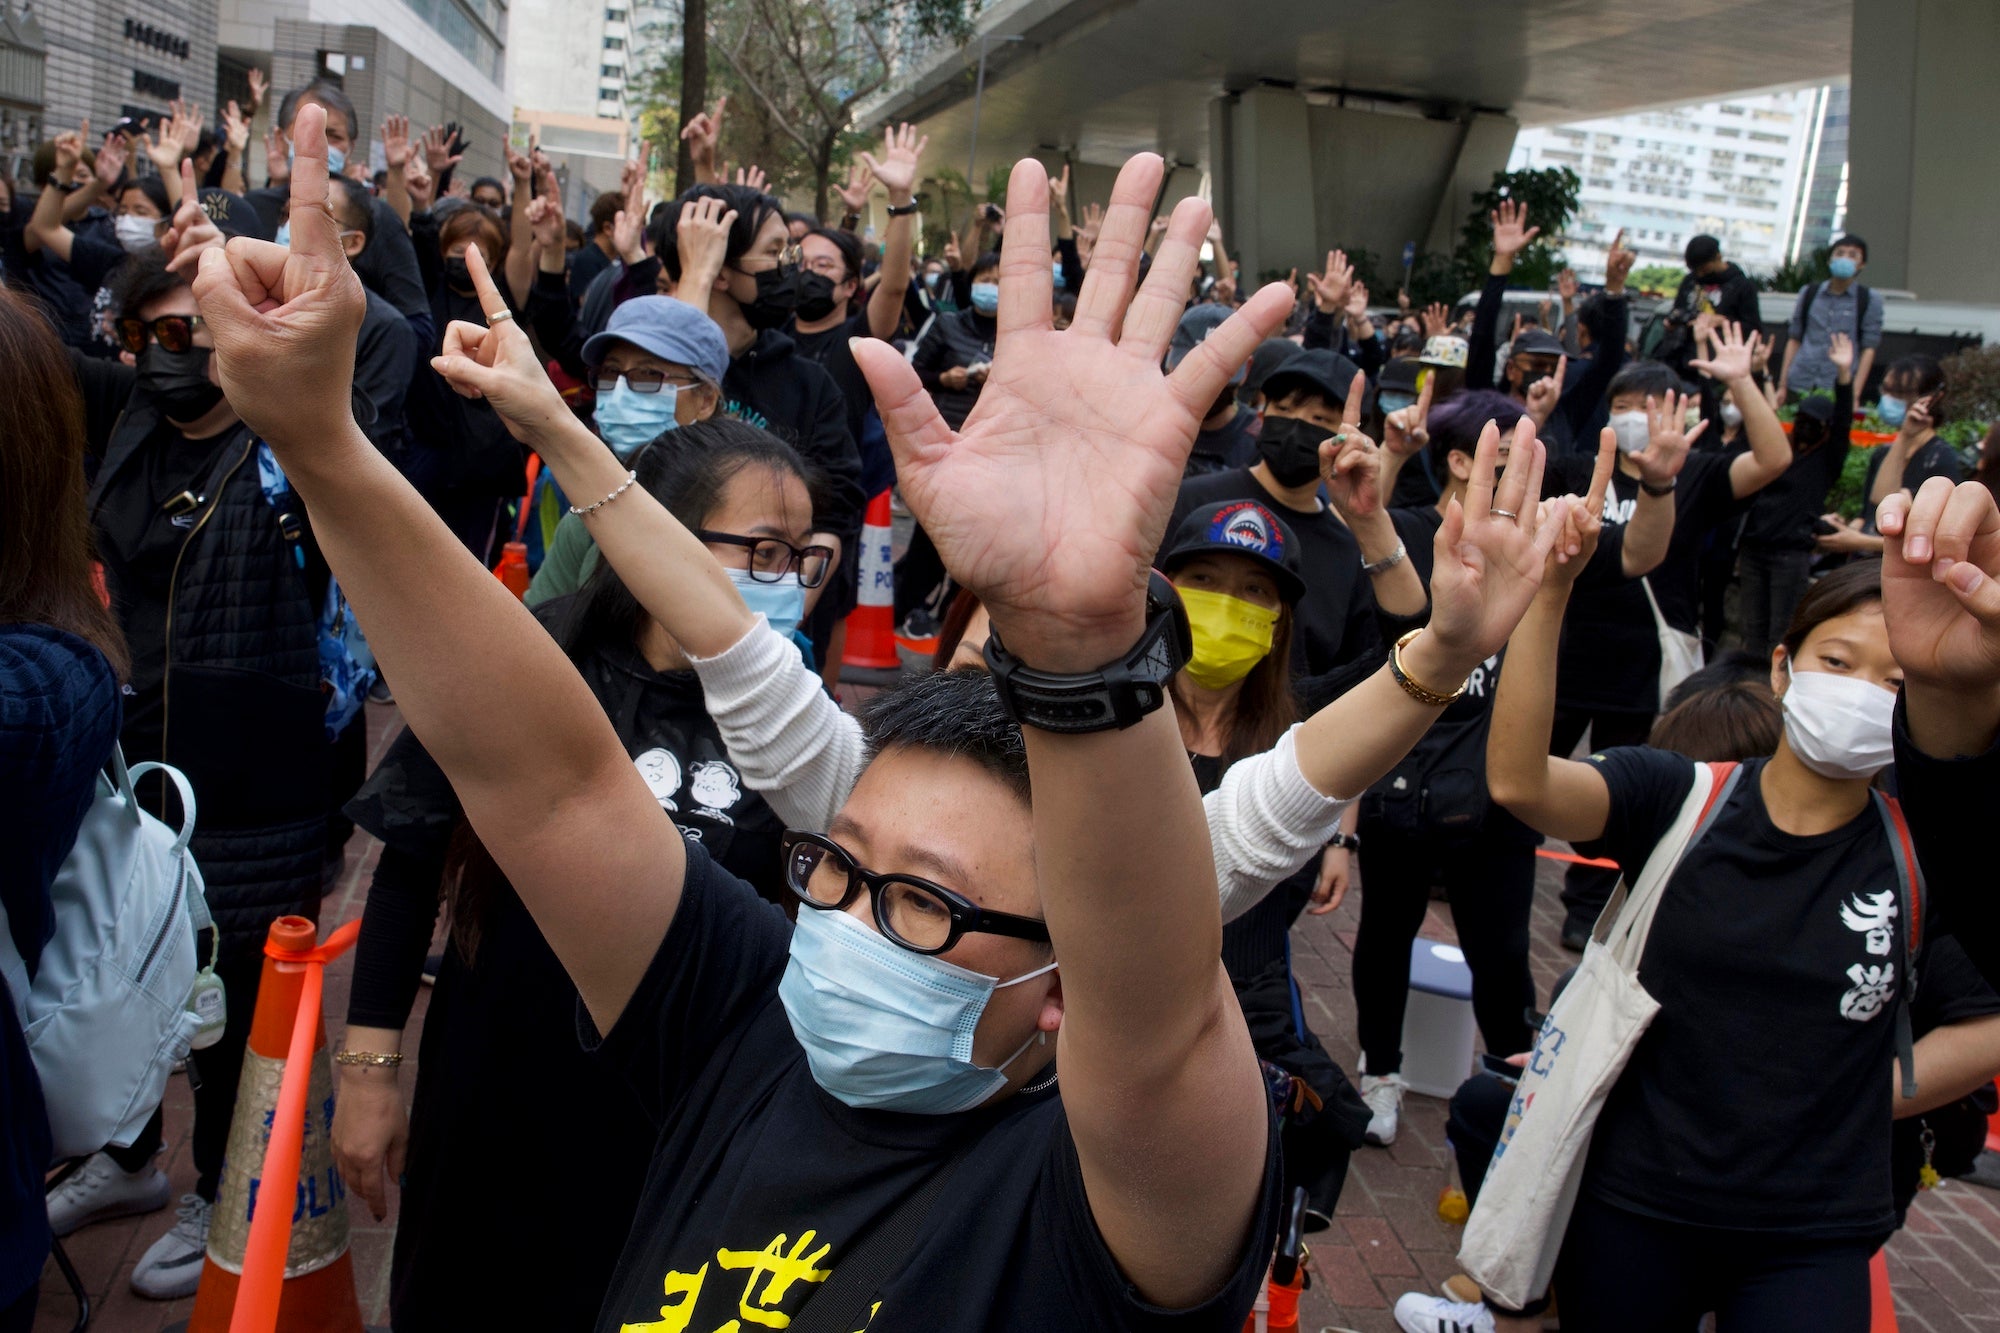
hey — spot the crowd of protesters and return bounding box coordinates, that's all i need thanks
[4,75,2000,1333]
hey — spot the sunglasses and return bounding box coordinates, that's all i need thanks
[780,830,1051,956]
[117,314,208,355]
[591,368,703,396]
[696,531,835,589]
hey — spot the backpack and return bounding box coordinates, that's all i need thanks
[1363,706,1494,844]
[256,442,377,739]
[0,747,212,1160]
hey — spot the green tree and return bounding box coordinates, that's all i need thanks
[1763,245,1831,293]
[1629,264,1685,296]
[1401,166,1581,307]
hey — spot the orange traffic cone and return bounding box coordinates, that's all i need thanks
[1870,1249,1899,1332]
[842,490,900,672]
[183,917,363,1333]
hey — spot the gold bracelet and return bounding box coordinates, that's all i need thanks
[1388,628,1466,707]
[334,1050,404,1068]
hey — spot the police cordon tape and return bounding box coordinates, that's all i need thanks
[180,916,365,1333]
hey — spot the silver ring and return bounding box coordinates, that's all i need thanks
[487,309,515,324]
[1491,507,1519,520]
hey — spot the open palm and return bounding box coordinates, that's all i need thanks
[1880,480,2000,690]
[1428,417,1567,665]
[853,155,1291,667]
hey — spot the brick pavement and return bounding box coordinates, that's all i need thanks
[32,700,2000,1331]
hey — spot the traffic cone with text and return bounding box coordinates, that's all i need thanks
[182,917,364,1333]
[842,489,901,673]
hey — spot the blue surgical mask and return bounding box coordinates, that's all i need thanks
[287,140,345,176]
[724,566,806,640]
[1377,390,1417,416]
[970,281,1000,315]
[1877,393,1907,429]
[593,379,679,459]
[1829,256,1859,281]
[780,907,1057,1114]
[1051,261,1065,289]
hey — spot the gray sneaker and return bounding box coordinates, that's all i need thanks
[131,1194,212,1300]
[44,1151,170,1237]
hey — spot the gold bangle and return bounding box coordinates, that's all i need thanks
[1388,628,1466,707]
[335,1050,404,1068]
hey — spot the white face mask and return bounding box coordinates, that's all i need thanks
[1609,409,1650,454]
[1720,399,1744,430]
[1782,663,1897,781]
[114,214,159,254]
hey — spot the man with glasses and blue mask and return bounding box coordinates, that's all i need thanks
[198,113,1585,1332]
[525,295,730,607]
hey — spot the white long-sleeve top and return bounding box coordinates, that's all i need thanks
[688,619,1353,922]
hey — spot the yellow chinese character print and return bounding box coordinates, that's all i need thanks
[715,1231,835,1328]
[620,1261,709,1333]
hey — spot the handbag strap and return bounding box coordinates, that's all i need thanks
[1599,761,1742,967]
[1872,790,1925,1098]
[786,1136,979,1333]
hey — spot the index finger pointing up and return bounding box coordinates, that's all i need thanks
[1341,370,1368,429]
[1586,426,1616,516]
[462,243,512,326]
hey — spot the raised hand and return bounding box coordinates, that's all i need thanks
[1604,229,1634,291]
[676,195,737,287]
[422,124,463,176]
[174,101,203,157]
[381,114,411,171]
[1523,352,1566,426]
[1687,320,1757,383]
[861,123,925,208]
[732,164,766,193]
[246,66,268,112]
[94,132,130,191]
[1629,390,1708,489]
[1345,280,1371,326]
[1827,329,1855,378]
[1878,479,2000,697]
[190,104,366,445]
[429,245,574,445]
[848,153,1294,669]
[223,100,251,154]
[503,139,533,192]
[1426,416,1567,667]
[404,156,435,212]
[1544,428,1618,584]
[51,126,82,181]
[680,95,726,178]
[1490,199,1540,260]
[144,101,188,171]
[527,184,566,252]
[264,127,289,185]
[1320,371,1382,519]
[1306,248,1353,314]
[832,159,872,215]
[942,234,963,270]
[159,160,222,275]
[1383,372,1434,459]
[611,207,644,264]
[1422,301,1451,338]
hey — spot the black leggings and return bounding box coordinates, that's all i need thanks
[1352,823,1538,1074]
[1553,1191,1878,1332]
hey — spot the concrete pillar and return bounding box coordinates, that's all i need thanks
[1222,85,1317,285]
[1846,0,2000,301]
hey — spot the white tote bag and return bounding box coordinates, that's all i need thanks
[1641,576,1704,709]
[1457,761,1741,1310]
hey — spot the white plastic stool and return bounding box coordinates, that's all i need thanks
[1399,938,1476,1097]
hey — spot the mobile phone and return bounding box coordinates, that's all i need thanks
[1478,1052,1520,1084]
[981,203,1003,224]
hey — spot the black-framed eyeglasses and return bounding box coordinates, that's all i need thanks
[780,830,1051,956]
[592,368,703,396]
[117,314,207,355]
[697,530,835,589]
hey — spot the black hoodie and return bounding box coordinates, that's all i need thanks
[721,327,866,535]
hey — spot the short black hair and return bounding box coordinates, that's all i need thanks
[112,247,188,321]
[277,81,359,143]
[1831,234,1868,261]
[785,211,817,229]
[658,183,786,284]
[860,668,1029,803]
[330,177,374,239]
[588,191,624,235]
[1684,234,1721,268]
[806,226,863,284]
[470,176,507,201]
[1882,353,1947,423]
[122,175,171,217]
[1607,359,1686,404]
[1663,650,1770,712]
[972,249,1001,279]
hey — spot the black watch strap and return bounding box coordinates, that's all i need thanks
[885,200,920,217]
[1641,475,1678,497]
[983,572,1191,734]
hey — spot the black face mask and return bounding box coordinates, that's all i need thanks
[139,345,226,421]
[737,264,802,330]
[1257,415,1330,489]
[444,257,475,293]
[793,271,841,323]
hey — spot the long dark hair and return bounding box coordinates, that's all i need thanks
[1167,601,1296,767]
[442,419,819,962]
[0,288,129,678]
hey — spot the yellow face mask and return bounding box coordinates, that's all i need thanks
[1177,585,1279,690]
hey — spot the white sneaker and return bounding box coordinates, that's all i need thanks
[44,1151,170,1237]
[1395,1292,1496,1333]
[1359,1070,1408,1146]
[131,1194,212,1299]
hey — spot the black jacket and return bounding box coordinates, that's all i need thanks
[1660,262,1763,375]
[245,189,430,326]
[1467,271,1630,454]
[910,307,997,430]
[723,328,867,534]
[356,286,419,460]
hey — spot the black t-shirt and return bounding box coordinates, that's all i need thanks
[1743,382,1853,552]
[1862,438,1965,532]
[1163,469,1385,706]
[1185,406,1261,478]
[588,842,1279,1333]
[91,419,250,759]
[1577,750,1910,1238]
[1544,450,1736,716]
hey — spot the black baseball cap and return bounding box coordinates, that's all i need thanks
[1378,356,1423,395]
[1242,339,1299,398]
[1162,500,1306,605]
[1510,327,1565,359]
[1261,348,1362,408]
[196,189,274,242]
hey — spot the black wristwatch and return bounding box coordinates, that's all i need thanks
[1328,832,1361,853]
[1640,475,1678,497]
[984,572,1191,734]
[885,200,920,218]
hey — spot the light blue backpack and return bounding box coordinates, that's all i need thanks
[0,747,214,1159]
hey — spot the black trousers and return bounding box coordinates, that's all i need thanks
[1554,1191,1878,1332]
[104,947,266,1202]
[1548,707,1655,936]
[1352,823,1538,1074]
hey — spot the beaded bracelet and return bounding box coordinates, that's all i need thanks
[570,470,638,517]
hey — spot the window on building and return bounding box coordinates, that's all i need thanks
[601,63,620,77]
